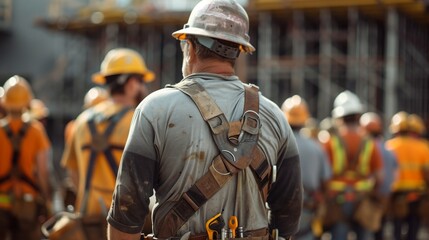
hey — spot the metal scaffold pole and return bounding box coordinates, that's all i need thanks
[318,9,332,119]
[384,7,399,129]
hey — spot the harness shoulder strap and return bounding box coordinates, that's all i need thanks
[0,121,40,192]
[80,107,131,214]
[157,80,271,238]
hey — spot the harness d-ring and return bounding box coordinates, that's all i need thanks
[211,161,231,176]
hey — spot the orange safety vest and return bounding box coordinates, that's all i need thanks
[329,135,375,192]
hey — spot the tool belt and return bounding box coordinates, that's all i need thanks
[390,190,423,219]
[144,228,270,240]
[353,195,383,231]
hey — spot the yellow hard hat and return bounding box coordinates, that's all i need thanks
[30,99,49,120]
[2,75,33,111]
[83,86,109,109]
[389,111,409,134]
[360,112,383,135]
[281,95,310,126]
[408,114,426,135]
[92,48,155,85]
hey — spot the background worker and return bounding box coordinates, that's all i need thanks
[0,75,52,240]
[386,111,429,240]
[322,90,383,240]
[60,48,154,239]
[0,87,6,119]
[281,95,331,240]
[107,0,302,239]
[359,112,398,239]
[61,86,110,211]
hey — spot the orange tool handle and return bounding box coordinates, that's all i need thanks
[228,216,238,238]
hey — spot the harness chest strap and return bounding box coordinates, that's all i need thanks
[157,80,271,238]
[79,107,131,214]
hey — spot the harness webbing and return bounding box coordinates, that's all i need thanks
[80,107,131,214]
[157,80,271,238]
[0,121,41,192]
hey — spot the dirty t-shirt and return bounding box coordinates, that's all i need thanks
[107,73,302,238]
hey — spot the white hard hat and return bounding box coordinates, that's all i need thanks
[172,0,255,54]
[332,90,363,119]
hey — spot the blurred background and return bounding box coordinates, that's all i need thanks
[0,0,428,166]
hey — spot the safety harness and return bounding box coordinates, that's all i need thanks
[329,135,375,192]
[156,80,271,238]
[80,107,131,213]
[0,121,41,192]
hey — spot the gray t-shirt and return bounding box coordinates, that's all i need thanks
[107,73,302,238]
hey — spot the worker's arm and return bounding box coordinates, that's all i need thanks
[37,148,52,200]
[267,126,302,239]
[108,224,141,240]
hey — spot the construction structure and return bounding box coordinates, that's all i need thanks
[34,0,429,135]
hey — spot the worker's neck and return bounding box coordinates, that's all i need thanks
[111,95,135,108]
[192,59,235,76]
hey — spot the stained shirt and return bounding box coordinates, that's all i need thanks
[107,73,302,238]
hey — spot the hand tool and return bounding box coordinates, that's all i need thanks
[228,215,238,238]
[206,212,225,240]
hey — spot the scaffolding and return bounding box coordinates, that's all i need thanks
[36,0,429,136]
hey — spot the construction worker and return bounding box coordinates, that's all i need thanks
[359,112,398,239]
[29,98,50,127]
[60,48,155,239]
[61,86,110,212]
[107,0,302,239]
[408,113,428,142]
[0,75,52,240]
[281,95,331,240]
[322,90,383,240]
[386,111,429,240]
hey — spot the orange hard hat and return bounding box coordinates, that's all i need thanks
[389,111,409,134]
[281,95,310,126]
[2,75,33,111]
[408,114,426,136]
[360,112,383,135]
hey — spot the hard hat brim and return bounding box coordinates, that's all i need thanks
[92,71,155,85]
[172,28,255,53]
[92,73,106,85]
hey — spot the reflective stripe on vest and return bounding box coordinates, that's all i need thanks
[329,136,374,191]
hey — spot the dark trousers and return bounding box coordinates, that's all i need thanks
[393,200,421,240]
[0,209,42,240]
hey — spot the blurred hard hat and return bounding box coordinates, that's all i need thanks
[0,86,4,99]
[30,99,49,120]
[2,75,33,111]
[332,90,363,119]
[360,112,382,135]
[389,111,409,134]
[92,48,155,85]
[281,95,310,126]
[408,114,426,135]
[83,86,109,109]
[172,0,255,54]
